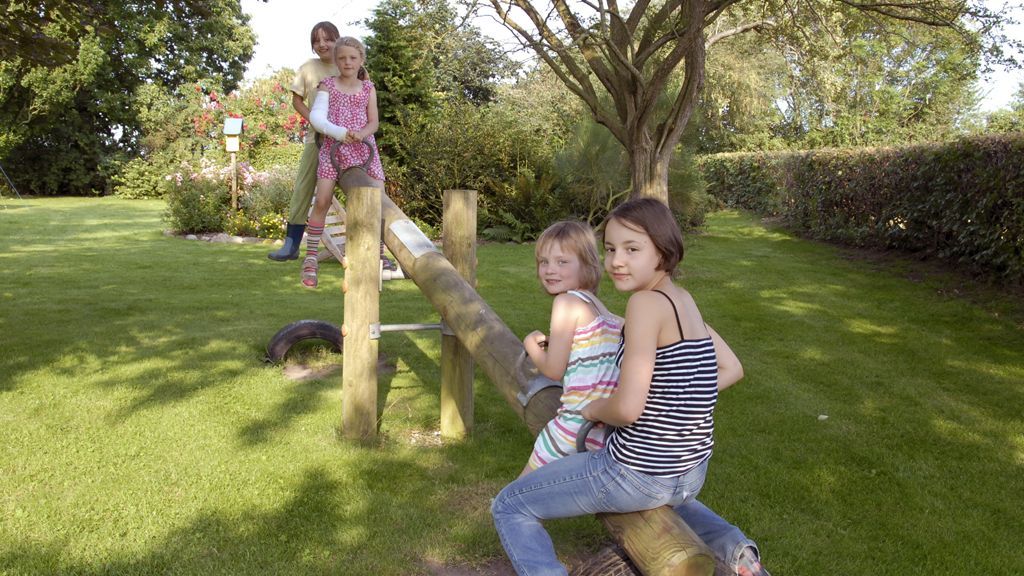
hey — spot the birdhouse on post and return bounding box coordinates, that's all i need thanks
[223,117,243,152]
[223,117,244,210]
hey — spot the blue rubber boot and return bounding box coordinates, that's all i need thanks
[268,223,305,261]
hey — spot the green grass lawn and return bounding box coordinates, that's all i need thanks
[1,197,1022,575]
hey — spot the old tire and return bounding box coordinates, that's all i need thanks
[265,319,342,363]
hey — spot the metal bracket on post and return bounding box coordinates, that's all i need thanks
[439,321,455,337]
[370,322,444,340]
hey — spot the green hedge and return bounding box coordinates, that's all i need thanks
[700,134,1024,283]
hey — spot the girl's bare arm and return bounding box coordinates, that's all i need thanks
[351,85,380,141]
[292,92,311,122]
[582,292,661,426]
[709,325,743,390]
[525,294,588,381]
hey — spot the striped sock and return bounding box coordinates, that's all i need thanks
[305,220,325,260]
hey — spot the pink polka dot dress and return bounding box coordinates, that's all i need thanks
[316,78,386,181]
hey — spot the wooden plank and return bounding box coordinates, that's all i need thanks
[317,196,347,263]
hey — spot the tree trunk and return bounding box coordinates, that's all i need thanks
[630,137,672,204]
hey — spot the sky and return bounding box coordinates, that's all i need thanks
[239,0,1024,113]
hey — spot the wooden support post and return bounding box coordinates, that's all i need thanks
[440,190,476,439]
[341,186,381,442]
[230,152,238,211]
[336,169,714,575]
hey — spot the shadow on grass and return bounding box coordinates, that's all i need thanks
[237,376,336,446]
[0,463,453,575]
[0,201,343,400]
[689,211,1024,574]
[5,202,1023,575]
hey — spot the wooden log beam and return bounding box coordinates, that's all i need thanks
[601,508,716,575]
[337,170,714,575]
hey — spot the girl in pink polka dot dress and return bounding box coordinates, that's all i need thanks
[304,36,386,288]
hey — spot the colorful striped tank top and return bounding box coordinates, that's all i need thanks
[527,290,624,471]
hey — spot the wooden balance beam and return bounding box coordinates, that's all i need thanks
[337,170,716,576]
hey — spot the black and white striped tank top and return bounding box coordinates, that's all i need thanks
[606,290,718,477]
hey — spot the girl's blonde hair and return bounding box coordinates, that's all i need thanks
[334,36,368,80]
[535,221,602,293]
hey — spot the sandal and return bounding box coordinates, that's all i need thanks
[301,256,319,289]
[736,547,771,576]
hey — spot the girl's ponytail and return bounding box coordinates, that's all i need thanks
[358,65,367,81]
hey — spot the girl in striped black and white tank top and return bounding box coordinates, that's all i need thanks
[605,293,719,476]
[493,199,771,576]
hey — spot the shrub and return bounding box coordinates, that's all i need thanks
[247,143,304,172]
[111,156,176,199]
[234,166,293,239]
[164,176,230,234]
[384,99,561,238]
[700,134,1024,283]
[163,159,290,237]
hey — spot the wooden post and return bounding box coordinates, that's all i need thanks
[230,152,238,211]
[336,169,714,575]
[440,190,476,439]
[342,186,381,442]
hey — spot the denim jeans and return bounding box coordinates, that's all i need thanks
[491,448,708,576]
[676,499,759,571]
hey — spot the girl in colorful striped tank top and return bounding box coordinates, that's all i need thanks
[520,221,623,476]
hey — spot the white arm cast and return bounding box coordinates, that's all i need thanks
[308,91,348,140]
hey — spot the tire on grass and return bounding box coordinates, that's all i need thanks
[265,319,343,363]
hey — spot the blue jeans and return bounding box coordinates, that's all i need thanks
[676,499,759,571]
[491,449,708,576]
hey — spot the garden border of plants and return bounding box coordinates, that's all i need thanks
[699,133,1024,284]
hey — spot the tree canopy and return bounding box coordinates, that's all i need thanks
[364,0,518,159]
[696,11,985,151]
[483,0,1020,202]
[0,1,255,195]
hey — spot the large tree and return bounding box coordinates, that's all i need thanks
[0,1,255,195]
[695,14,984,152]
[484,0,1017,202]
[365,0,517,160]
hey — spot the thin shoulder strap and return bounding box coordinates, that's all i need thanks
[652,289,685,340]
[567,290,601,316]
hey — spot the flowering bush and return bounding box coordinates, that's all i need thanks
[117,70,306,200]
[237,166,293,238]
[164,176,230,234]
[162,159,294,238]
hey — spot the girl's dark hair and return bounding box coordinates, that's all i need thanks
[535,221,602,293]
[310,22,340,49]
[604,197,684,276]
[334,37,369,80]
